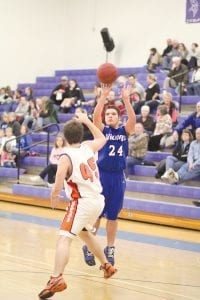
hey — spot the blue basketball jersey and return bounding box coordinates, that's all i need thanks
[97,125,128,172]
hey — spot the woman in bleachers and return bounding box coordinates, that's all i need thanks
[187,66,200,96]
[15,96,29,123]
[25,86,34,101]
[155,129,193,178]
[23,99,39,129]
[148,105,172,151]
[146,48,162,73]
[60,79,85,113]
[30,134,67,187]
[159,92,178,126]
[34,96,59,130]
[133,74,160,114]
[0,87,13,111]
[13,88,23,103]
[177,43,189,66]
[136,105,155,135]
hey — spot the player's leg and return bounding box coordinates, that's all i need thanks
[38,235,70,299]
[79,230,117,278]
[104,172,125,265]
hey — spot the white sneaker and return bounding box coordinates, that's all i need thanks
[161,168,173,183]
[47,182,54,188]
[167,169,179,184]
[29,175,46,186]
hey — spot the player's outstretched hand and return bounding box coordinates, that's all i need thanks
[100,83,112,98]
[121,85,131,102]
[74,112,89,124]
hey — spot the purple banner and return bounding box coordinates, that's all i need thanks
[186,0,200,23]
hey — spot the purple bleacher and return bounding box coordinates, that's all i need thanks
[123,197,200,219]
[0,167,25,177]
[21,156,47,167]
[129,165,200,181]
[31,132,55,143]
[12,184,199,220]
[173,95,200,104]
[12,184,68,200]
[145,151,170,162]
[55,69,97,76]
[58,113,74,123]
[31,144,53,154]
[126,179,200,199]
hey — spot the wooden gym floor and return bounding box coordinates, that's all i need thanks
[0,201,200,300]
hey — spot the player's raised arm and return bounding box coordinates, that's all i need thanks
[51,155,71,209]
[121,86,136,135]
[93,84,112,131]
[75,112,106,153]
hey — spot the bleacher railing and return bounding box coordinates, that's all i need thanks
[4,123,60,184]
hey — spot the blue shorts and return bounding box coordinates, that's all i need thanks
[99,170,126,220]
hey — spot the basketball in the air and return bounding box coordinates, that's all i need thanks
[97,63,118,84]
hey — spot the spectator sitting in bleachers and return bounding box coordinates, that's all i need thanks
[13,88,23,103]
[0,112,9,131]
[147,48,162,73]
[127,74,145,102]
[82,82,101,110]
[172,101,200,139]
[0,129,6,152]
[12,124,33,166]
[161,128,200,184]
[15,96,29,123]
[162,39,180,70]
[125,123,149,178]
[0,127,16,158]
[25,86,34,101]
[163,56,189,95]
[50,76,69,108]
[60,79,85,113]
[133,74,160,114]
[187,43,200,70]
[8,112,21,137]
[159,92,178,126]
[30,134,67,187]
[155,129,193,179]
[34,96,59,130]
[187,66,200,96]
[161,38,173,61]
[23,99,39,129]
[177,43,189,66]
[0,87,13,111]
[102,90,124,117]
[1,144,16,168]
[148,105,172,151]
[136,105,155,135]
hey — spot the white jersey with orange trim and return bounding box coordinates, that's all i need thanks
[63,143,103,200]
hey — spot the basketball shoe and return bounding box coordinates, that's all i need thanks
[82,245,96,266]
[104,246,115,266]
[38,274,67,299]
[100,262,117,279]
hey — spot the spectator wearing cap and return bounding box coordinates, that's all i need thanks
[50,76,69,108]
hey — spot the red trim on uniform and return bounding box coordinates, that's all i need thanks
[67,180,81,200]
[60,199,78,233]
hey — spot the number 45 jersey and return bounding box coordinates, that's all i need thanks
[63,144,103,200]
[97,125,128,173]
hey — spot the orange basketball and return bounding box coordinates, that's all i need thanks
[97,63,118,84]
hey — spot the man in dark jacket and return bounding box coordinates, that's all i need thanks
[50,76,69,107]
